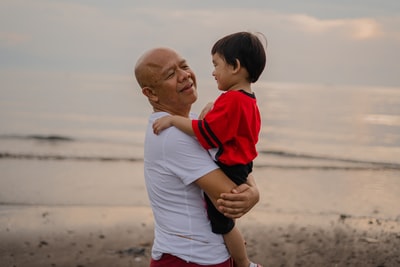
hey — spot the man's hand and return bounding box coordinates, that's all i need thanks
[199,102,214,119]
[217,175,259,219]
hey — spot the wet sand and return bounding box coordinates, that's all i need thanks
[1,206,399,267]
[1,159,400,266]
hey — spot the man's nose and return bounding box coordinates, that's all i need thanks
[178,68,191,81]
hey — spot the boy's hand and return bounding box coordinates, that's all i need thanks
[153,116,173,135]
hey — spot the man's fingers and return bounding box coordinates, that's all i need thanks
[217,198,249,211]
[217,198,241,208]
[232,183,250,194]
[220,192,246,202]
[218,206,244,219]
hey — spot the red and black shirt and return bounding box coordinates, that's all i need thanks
[192,90,261,166]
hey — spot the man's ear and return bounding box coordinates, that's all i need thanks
[142,87,158,102]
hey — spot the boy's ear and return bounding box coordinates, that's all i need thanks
[232,59,241,74]
[142,87,159,102]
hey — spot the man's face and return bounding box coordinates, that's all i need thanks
[148,49,198,116]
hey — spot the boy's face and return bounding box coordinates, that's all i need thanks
[211,53,236,91]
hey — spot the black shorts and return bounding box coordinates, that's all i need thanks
[205,161,253,234]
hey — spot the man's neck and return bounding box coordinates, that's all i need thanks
[153,107,190,118]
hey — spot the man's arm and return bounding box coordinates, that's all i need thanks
[194,170,259,219]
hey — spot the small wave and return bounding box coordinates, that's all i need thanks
[0,152,141,162]
[0,134,74,142]
[253,163,398,171]
[364,114,400,126]
[259,149,400,170]
[0,133,139,146]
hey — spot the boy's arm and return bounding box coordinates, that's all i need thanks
[153,115,195,136]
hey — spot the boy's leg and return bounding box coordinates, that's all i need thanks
[204,195,250,267]
[223,226,250,267]
[204,193,235,234]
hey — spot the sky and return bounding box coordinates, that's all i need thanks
[1,0,400,88]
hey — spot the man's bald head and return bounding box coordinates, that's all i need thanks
[133,47,198,116]
[134,47,179,89]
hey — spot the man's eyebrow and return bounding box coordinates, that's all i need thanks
[162,59,188,75]
[161,64,174,75]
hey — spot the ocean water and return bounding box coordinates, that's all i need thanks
[1,71,399,167]
[0,71,399,218]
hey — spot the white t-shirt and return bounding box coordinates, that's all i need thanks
[144,112,230,264]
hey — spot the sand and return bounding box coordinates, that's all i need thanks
[1,160,400,266]
[1,205,399,267]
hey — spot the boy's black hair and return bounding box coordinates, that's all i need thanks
[211,31,266,83]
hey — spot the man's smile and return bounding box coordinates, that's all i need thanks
[179,82,195,93]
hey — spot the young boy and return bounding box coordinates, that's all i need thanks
[153,32,266,267]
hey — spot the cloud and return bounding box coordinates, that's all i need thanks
[0,1,399,86]
[380,16,400,41]
[131,8,389,44]
[0,32,30,46]
[277,13,383,40]
[350,19,382,40]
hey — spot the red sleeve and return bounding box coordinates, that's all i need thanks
[192,92,241,150]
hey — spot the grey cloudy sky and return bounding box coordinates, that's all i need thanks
[1,0,399,87]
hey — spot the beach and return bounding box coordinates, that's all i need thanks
[1,80,400,266]
[2,206,400,267]
[1,0,400,264]
[1,159,399,267]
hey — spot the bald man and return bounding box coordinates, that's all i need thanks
[135,47,259,266]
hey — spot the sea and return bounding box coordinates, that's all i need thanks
[1,71,399,220]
